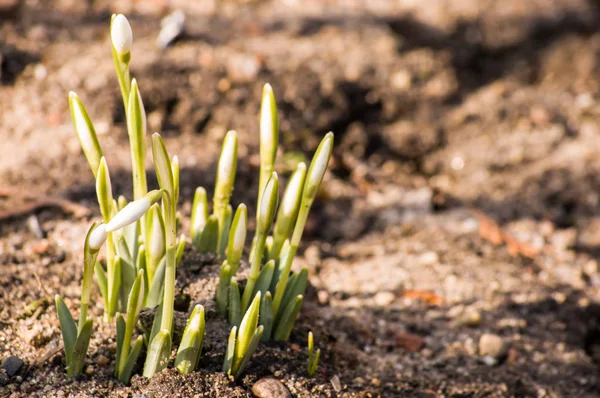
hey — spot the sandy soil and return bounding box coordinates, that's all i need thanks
[3,0,600,396]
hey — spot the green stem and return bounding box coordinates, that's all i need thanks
[160,246,177,333]
[241,230,266,312]
[105,233,117,319]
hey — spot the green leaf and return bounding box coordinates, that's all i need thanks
[143,329,172,378]
[96,157,114,222]
[228,280,241,327]
[171,155,180,206]
[226,204,247,272]
[222,326,237,374]
[215,262,231,315]
[271,163,306,259]
[147,256,166,308]
[213,131,238,217]
[254,260,275,297]
[235,292,261,365]
[197,215,218,253]
[233,325,264,380]
[127,79,148,200]
[67,318,93,378]
[308,348,320,377]
[149,301,164,345]
[94,262,108,305]
[257,173,279,235]
[55,295,77,366]
[259,292,273,342]
[279,268,308,318]
[119,335,144,384]
[151,133,174,199]
[217,204,233,258]
[109,257,123,316]
[274,295,303,342]
[115,313,126,377]
[175,305,205,374]
[69,92,103,178]
[176,234,185,266]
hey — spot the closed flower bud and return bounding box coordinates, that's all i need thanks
[111,14,133,57]
[88,223,108,250]
[106,190,162,232]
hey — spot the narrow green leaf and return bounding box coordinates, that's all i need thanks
[217,204,233,257]
[96,157,114,222]
[147,256,166,308]
[233,325,264,380]
[149,301,164,344]
[223,326,237,374]
[115,313,126,377]
[176,234,185,266]
[152,133,174,199]
[67,318,93,378]
[308,348,320,377]
[119,335,144,384]
[55,295,77,366]
[254,260,275,297]
[69,92,103,178]
[94,262,108,305]
[213,130,238,220]
[235,292,261,365]
[259,292,273,342]
[256,172,279,235]
[143,329,172,378]
[109,257,123,316]
[274,295,303,342]
[271,163,306,259]
[171,155,180,206]
[197,215,218,253]
[215,262,231,315]
[228,279,241,327]
[280,268,308,318]
[227,204,247,274]
[175,305,205,374]
[127,79,148,200]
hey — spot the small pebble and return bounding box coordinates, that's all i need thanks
[317,290,330,305]
[374,291,395,306]
[85,366,94,376]
[455,308,481,327]
[331,375,342,392]
[1,355,24,377]
[252,377,292,398]
[94,355,110,366]
[479,333,508,360]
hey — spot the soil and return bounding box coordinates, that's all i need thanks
[3,0,600,397]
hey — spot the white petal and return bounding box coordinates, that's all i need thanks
[89,224,108,250]
[106,197,151,232]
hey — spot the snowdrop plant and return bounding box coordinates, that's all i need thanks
[55,222,107,378]
[215,84,334,342]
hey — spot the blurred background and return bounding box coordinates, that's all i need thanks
[4,0,600,395]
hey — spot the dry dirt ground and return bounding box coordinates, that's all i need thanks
[3,0,600,396]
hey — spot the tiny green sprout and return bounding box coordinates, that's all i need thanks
[144,204,165,283]
[115,269,145,384]
[56,222,107,378]
[307,331,320,377]
[216,261,232,315]
[175,305,206,374]
[223,292,264,380]
[241,173,278,312]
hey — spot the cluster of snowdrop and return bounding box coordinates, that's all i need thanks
[56,15,329,383]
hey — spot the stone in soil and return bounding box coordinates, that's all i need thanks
[252,377,292,398]
[1,355,24,377]
[479,333,508,360]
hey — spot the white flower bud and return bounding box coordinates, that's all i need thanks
[111,14,133,56]
[106,190,162,232]
[88,223,108,250]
